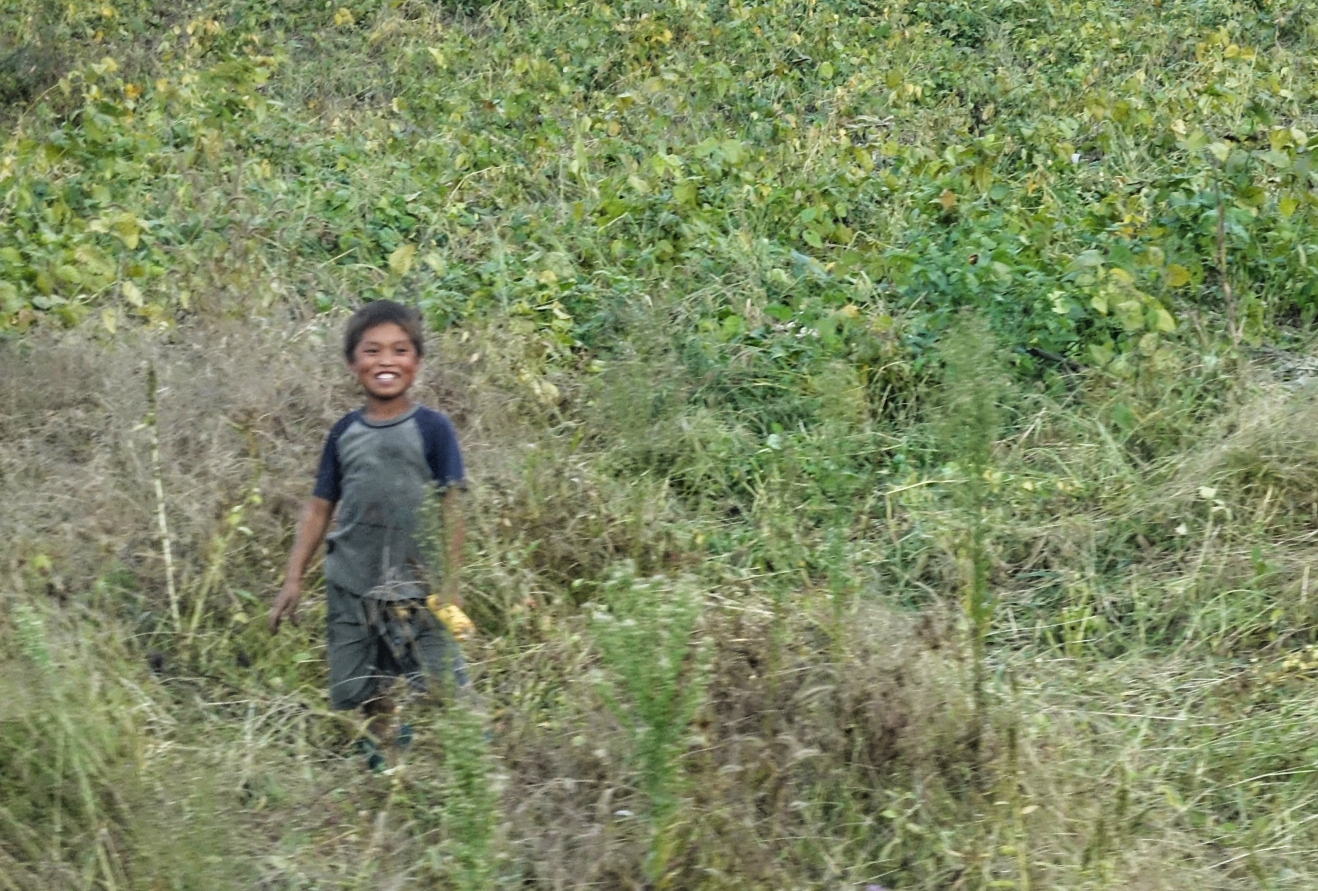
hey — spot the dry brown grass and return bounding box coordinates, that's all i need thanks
[4,322,1318,889]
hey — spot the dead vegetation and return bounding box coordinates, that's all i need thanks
[3,316,1318,890]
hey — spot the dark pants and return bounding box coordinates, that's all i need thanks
[325,583,467,711]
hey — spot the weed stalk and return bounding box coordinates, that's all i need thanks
[145,362,179,633]
[931,313,1006,765]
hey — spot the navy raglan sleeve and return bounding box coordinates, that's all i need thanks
[311,412,357,502]
[417,408,465,490]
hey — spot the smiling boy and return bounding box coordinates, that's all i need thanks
[269,300,466,759]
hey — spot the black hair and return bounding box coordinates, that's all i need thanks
[343,300,426,362]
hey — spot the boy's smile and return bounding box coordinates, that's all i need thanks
[349,321,419,416]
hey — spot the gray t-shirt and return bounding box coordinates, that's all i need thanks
[313,405,464,600]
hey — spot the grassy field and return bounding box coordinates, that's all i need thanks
[4,0,1318,888]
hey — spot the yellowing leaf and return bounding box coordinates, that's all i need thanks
[0,281,21,313]
[333,7,355,26]
[388,243,416,277]
[1280,195,1299,218]
[531,378,560,405]
[937,189,957,211]
[102,308,117,334]
[1150,305,1176,332]
[427,47,447,69]
[422,251,447,274]
[121,280,143,307]
[111,213,141,250]
[1117,299,1144,331]
[1166,264,1191,288]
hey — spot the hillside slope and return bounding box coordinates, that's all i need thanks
[3,1,1318,889]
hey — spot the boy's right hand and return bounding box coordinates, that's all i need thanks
[268,580,302,634]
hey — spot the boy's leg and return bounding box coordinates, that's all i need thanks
[325,584,387,712]
[407,607,469,699]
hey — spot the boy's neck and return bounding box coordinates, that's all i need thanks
[362,394,415,422]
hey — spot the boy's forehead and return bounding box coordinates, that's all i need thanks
[358,322,413,343]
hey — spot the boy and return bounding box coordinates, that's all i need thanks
[268,300,467,761]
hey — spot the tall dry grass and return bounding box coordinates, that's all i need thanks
[4,321,1318,889]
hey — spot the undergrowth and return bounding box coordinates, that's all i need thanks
[2,0,1318,889]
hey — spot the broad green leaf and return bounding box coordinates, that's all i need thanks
[719,141,745,165]
[1066,250,1104,273]
[0,281,20,314]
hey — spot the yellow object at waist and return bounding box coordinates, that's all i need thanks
[426,595,475,641]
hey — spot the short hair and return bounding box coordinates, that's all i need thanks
[343,300,426,362]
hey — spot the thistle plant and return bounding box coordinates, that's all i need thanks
[930,312,1007,762]
[434,702,497,891]
[590,563,707,882]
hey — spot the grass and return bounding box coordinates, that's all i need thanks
[5,321,1318,888]
[3,0,1318,887]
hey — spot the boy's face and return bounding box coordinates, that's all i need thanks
[349,322,420,403]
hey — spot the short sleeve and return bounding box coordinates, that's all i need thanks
[417,408,465,490]
[312,412,357,502]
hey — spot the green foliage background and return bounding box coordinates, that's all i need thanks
[5,0,1318,364]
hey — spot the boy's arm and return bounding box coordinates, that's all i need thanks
[269,496,334,634]
[441,487,465,607]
